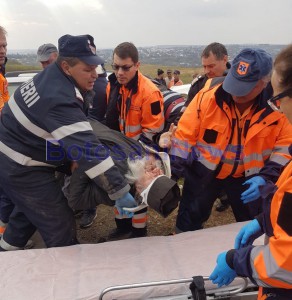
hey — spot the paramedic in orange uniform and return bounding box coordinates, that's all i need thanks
[210,44,292,300]
[165,48,292,233]
[105,42,165,240]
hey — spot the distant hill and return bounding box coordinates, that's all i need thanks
[7,44,287,68]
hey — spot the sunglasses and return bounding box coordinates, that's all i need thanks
[267,88,292,112]
[111,64,134,72]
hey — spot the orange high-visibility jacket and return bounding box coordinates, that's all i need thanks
[248,159,292,291]
[170,78,292,180]
[0,72,9,111]
[106,71,164,141]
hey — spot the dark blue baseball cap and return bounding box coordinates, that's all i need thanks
[223,48,272,96]
[58,34,104,66]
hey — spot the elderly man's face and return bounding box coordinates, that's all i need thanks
[134,155,163,194]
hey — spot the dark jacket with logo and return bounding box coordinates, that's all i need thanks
[0,62,129,200]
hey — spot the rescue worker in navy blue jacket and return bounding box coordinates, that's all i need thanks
[0,34,136,250]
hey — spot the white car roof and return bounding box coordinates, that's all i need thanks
[170,84,191,95]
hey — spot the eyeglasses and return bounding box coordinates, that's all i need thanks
[267,88,292,111]
[111,64,134,72]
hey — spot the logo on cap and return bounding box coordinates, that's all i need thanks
[237,61,249,75]
[88,41,96,55]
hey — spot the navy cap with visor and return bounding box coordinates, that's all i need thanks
[223,48,272,97]
[58,34,104,66]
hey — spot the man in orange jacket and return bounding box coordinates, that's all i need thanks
[210,44,292,300]
[105,42,165,240]
[163,48,292,233]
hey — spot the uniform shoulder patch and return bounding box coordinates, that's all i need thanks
[277,191,292,236]
[151,101,162,116]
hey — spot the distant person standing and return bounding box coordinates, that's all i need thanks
[164,69,173,88]
[168,70,183,88]
[155,69,166,86]
[37,43,58,69]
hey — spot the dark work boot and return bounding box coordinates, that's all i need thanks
[79,208,97,229]
[215,193,230,212]
[106,218,132,241]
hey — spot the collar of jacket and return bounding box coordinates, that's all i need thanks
[108,71,139,95]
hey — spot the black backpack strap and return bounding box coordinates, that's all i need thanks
[189,276,207,300]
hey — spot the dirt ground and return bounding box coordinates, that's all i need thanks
[76,199,236,244]
[31,199,236,248]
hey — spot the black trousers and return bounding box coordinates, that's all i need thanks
[176,168,262,232]
[0,154,77,249]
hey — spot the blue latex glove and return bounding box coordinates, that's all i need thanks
[241,176,266,204]
[115,192,137,218]
[234,219,263,249]
[210,252,237,287]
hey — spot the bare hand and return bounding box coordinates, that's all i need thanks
[70,161,79,173]
[158,123,177,149]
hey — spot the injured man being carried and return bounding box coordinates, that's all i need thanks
[67,119,181,218]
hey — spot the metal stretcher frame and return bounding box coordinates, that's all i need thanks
[99,277,254,300]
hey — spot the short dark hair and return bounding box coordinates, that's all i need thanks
[201,42,228,60]
[56,56,80,67]
[274,44,292,95]
[113,42,139,63]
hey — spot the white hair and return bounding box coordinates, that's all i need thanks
[125,155,164,184]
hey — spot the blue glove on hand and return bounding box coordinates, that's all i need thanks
[210,252,237,287]
[115,192,137,217]
[241,176,266,204]
[234,219,262,249]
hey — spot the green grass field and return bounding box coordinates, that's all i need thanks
[6,62,202,85]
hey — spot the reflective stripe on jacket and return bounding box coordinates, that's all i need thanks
[230,160,292,297]
[0,63,129,200]
[249,160,292,289]
[170,78,292,180]
[106,71,164,141]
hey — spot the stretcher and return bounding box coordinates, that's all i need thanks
[0,222,262,300]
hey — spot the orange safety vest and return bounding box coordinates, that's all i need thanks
[170,78,292,179]
[168,79,183,88]
[107,71,164,141]
[251,159,292,290]
[0,72,9,111]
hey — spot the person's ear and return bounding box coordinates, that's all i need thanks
[61,61,71,76]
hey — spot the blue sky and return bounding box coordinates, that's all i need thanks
[2,0,292,50]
